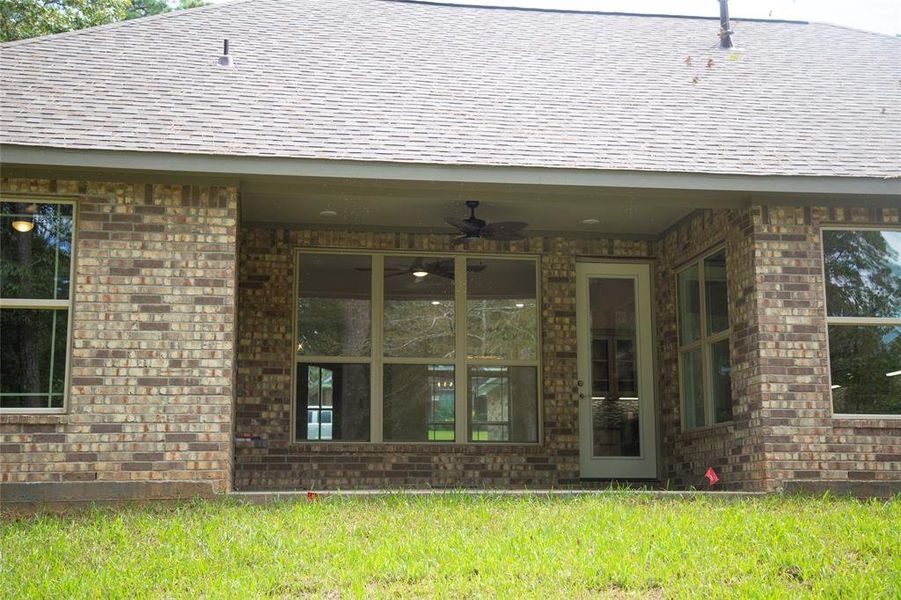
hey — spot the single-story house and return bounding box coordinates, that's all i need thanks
[0,0,898,503]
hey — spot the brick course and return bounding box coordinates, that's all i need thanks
[0,178,238,496]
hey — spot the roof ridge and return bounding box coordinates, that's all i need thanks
[378,0,810,25]
[0,0,256,48]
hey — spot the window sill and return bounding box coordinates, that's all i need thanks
[0,412,68,425]
[280,441,544,452]
[681,420,734,436]
[831,414,901,427]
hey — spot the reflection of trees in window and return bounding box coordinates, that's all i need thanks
[823,229,901,415]
[466,299,538,361]
[824,230,901,318]
[0,202,73,409]
[297,297,370,356]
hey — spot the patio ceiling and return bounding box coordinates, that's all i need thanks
[239,176,748,236]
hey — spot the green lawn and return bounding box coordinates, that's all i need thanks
[2,493,899,598]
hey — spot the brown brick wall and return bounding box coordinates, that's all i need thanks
[0,178,238,495]
[754,206,900,489]
[234,228,654,490]
[655,208,770,491]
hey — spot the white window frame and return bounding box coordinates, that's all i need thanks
[675,245,733,431]
[0,197,76,415]
[291,249,543,445]
[821,225,901,420]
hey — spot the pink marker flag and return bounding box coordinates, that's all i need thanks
[705,467,720,486]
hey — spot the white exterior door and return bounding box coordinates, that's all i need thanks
[576,262,657,479]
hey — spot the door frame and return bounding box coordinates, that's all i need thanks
[576,261,658,479]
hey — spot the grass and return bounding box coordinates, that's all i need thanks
[2,493,899,598]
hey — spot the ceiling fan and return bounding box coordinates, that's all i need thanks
[356,258,486,281]
[446,201,528,245]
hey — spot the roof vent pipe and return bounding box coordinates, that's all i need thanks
[718,0,734,48]
[217,39,233,67]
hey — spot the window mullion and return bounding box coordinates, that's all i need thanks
[370,254,384,443]
[454,256,467,444]
[698,259,714,427]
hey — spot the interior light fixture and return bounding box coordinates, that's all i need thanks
[412,269,429,278]
[582,218,600,226]
[431,300,441,306]
[515,302,525,308]
[830,384,841,390]
[319,210,338,217]
[11,219,33,233]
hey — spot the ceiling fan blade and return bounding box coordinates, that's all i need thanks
[385,271,412,278]
[446,218,482,235]
[482,221,528,240]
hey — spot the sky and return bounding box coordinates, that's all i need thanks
[206,0,900,36]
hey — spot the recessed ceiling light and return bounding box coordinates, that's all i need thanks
[319,210,338,217]
[582,218,600,226]
[431,301,441,306]
[412,270,429,278]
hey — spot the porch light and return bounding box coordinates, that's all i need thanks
[412,269,429,278]
[886,370,901,378]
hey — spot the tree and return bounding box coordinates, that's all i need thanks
[0,0,207,42]
[0,0,128,42]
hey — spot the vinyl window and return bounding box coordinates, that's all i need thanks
[822,228,901,416]
[676,247,733,430]
[0,200,75,412]
[294,251,540,443]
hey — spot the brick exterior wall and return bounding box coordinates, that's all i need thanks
[753,206,900,491]
[655,208,771,491]
[2,175,896,498]
[0,178,238,499]
[234,228,653,490]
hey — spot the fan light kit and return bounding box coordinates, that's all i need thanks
[431,301,441,306]
[446,201,528,245]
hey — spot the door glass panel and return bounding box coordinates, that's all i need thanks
[588,278,640,457]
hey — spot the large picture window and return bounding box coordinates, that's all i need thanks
[295,252,540,443]
[822,228,901,415]
[0,200,75,411]
[676,248,732,430]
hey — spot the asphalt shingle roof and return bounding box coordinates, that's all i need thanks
[1,0,899,177]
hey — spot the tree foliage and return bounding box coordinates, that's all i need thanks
[0,0,207,42]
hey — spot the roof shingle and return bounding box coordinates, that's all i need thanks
[1,0,899,177]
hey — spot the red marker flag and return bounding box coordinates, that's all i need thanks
[306,491,319,502]
[705,467,720,486]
